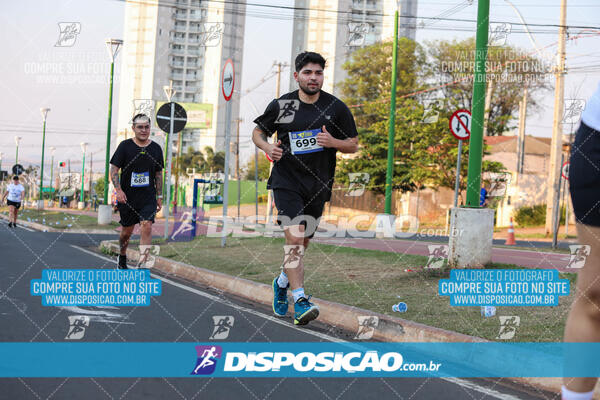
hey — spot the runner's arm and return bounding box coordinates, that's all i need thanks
[110,164,121,190]
[110,164,127,203]
[155,171,163,197]
[333,137,358,153]
[252,126,271,152]
[317,126,358,153]
[252,126,283,161]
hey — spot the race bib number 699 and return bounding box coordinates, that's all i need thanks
[289,129,323,155]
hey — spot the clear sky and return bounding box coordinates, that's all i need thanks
[1,0,599,180]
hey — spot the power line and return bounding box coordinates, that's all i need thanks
[113,0,600,31]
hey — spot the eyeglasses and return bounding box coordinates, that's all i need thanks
[135,125,151,130]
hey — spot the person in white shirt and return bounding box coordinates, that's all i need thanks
[2,175,25,228]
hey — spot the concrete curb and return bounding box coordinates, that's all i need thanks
[97,240,581,396]
[0,214,117,234]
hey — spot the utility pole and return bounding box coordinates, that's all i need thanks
[545,0,567,235]
[266,61,288,224]
[173,130,183,215]
[235,118,243,218]
[89,152,93,199]
[516,88,528,179]
[482,80,494,136]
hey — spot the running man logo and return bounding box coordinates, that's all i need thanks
[422,99,442,124]
[488,23,511,46]
[200,23,224,47]
[496,316,520,340]
[486,172,512,198]
[137,245,160,269]
[426,245,448,269]
[191,345,222,375]
[65,315,90,340]
[283,245,304,269]
[562,99,586,124]
[354,316,379,340]
[210,316,235,340]
[55,22,81,47]
[566,245,591,269]
[345,22,370,47]
[276,100,300,124]
[132,100,155,122]
[171,211,194,241]
[346,173,370,197]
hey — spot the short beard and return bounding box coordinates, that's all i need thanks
[299,82,320,95]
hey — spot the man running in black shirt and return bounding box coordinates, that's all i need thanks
[253,52,359,325]
[110,114,164,269]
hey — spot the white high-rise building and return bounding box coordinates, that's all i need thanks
[116,0,245,159]
[289,0,417,96]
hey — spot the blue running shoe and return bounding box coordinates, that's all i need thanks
[294,295,319,325]
[272,277,289,316]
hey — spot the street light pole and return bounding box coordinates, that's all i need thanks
[384,3,399,214]
[102,39,123,205]
[49,147,56,200]
[80,142,87,203]
[98,38,122,225]
[39,108,51,207]
[15,136,21,166]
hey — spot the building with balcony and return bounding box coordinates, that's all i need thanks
[289,0,417,96]
[116,0,246,165]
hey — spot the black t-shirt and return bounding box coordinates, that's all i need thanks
[253,90,358,201]
[109,139,164,208]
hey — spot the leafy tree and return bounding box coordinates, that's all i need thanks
[243,153,271,181]
[336,38,518,196]
[426,38,550,136]
[203,146,225,173]
[94,178,104,196]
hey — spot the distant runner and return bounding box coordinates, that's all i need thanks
[2,175,25,228]
[252,52,359,325]
[110,114,164,269]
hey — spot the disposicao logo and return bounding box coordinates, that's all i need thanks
[191,345,222,375]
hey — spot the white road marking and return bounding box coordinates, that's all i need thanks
[442,378,528,400]
[71,245,344,342]
[71,245,536,400]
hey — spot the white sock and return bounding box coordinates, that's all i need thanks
[276,271,288,288]
[292,288,305,302]
[562,386,594,400]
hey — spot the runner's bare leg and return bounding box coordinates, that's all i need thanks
[120,225,135,256]
[563,223,600,393]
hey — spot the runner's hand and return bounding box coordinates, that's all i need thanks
[267,140,283,161]
[317,126,336,148]
[156,198,162,213]
[115,189,127,203]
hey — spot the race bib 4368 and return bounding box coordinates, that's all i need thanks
[131,172,150,187]
[289,129,323,155]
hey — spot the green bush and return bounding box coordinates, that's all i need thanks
[514,204,566,227]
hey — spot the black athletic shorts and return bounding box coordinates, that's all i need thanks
[117,202,157,227]
[7,200,21,209]
[569,121,600,227]
[273,188,326,238]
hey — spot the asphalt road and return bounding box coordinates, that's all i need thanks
[0,224,558,400]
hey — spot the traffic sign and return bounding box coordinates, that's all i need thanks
[222,58,235,101]
[12,164,24,176]
[562,161,570,180]
[449,109,472,140]
[156,102,187,134]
